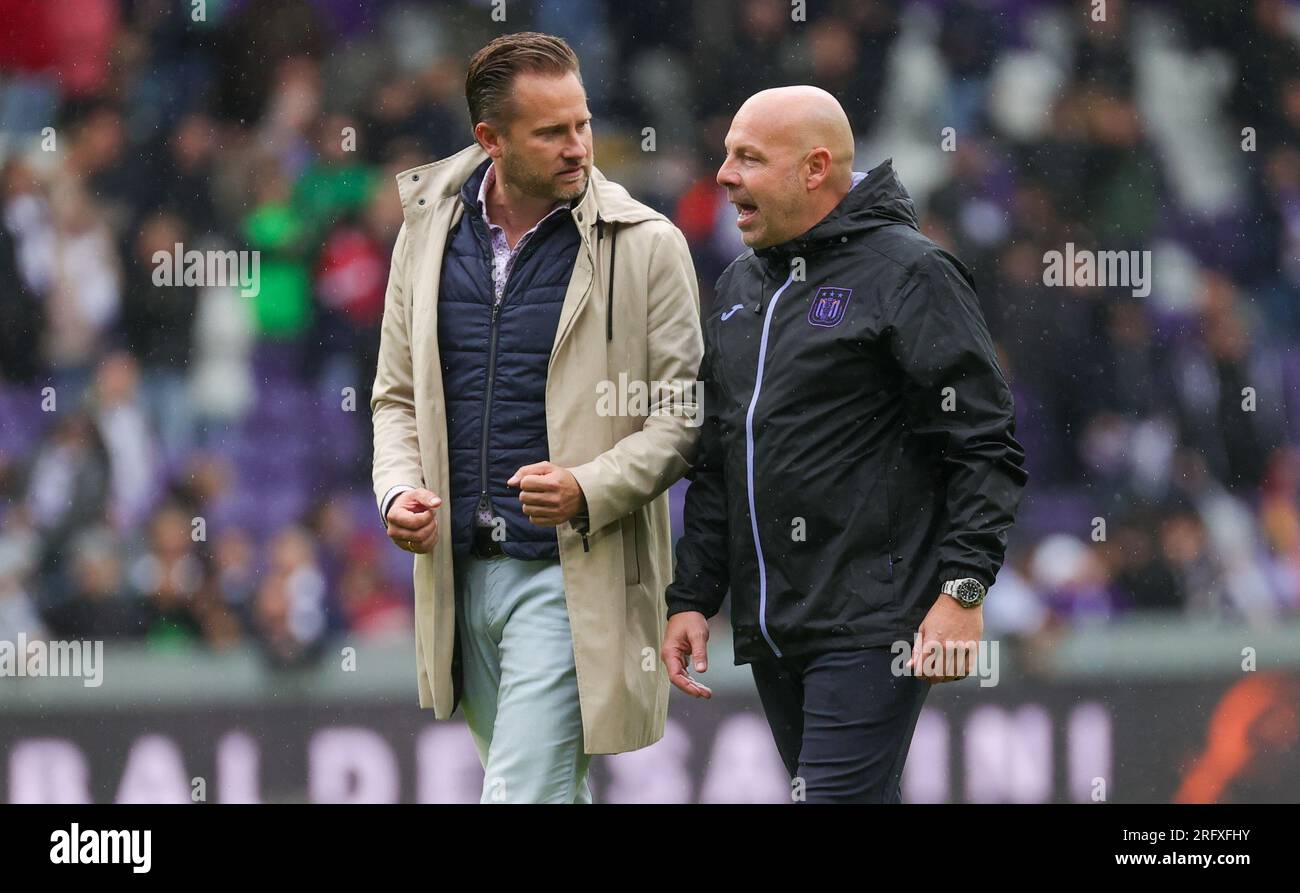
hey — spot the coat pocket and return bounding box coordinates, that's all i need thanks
[855,472,893,550]
[848,549,896,614]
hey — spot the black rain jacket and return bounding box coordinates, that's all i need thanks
[665,160,1029,664]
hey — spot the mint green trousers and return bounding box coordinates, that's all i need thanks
[453,555,593,804]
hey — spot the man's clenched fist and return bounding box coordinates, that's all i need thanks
[508,460,586,526]
[386,488,442,553]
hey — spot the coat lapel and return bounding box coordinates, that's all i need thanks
[550,232,596,367]
[411,196,463,413]
[549,170,659,363]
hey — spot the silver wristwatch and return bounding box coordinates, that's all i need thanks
[941,577,987,608]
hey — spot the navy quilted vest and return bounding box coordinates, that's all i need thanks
[437,159,580,559]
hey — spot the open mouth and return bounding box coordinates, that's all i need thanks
[734,201,759,227]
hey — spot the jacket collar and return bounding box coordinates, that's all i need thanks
[754,157,919,264]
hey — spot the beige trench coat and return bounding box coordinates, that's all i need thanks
[370,144,704,754]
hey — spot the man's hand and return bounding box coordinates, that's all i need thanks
[508,461,586,527]
[661,611,713,699]
[385,488,442,554]
[906,594,983,684]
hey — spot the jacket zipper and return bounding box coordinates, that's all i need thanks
[745,269,797,658]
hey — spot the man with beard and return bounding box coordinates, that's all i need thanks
[661,86,1028,802]
[372,33,703,803]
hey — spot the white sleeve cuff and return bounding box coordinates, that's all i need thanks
[381,485,416,523]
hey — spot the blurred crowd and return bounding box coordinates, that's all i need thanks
[0,0,1298,668]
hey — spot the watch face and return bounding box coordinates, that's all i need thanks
[957,579,984,604]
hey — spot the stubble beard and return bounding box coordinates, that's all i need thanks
[500,149,589,205]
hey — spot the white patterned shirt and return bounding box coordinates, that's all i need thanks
[476,162,571,305]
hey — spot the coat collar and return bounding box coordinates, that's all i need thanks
[395,143,662,232]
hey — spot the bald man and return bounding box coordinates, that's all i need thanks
[661,87,1027,802]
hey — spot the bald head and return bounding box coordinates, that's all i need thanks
[718,86,857,248]
[739,87,854,185]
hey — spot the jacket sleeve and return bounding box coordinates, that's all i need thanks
[370,222,425,521]
[664,334,730,619]
[568,224,704,534]
[882,248,1029,592]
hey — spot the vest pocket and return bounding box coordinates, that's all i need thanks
[622,513,641,586]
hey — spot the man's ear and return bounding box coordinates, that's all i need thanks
[474,121,506,160]
[804,147,832,191]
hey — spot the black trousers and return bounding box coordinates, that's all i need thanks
[750,646,930,803]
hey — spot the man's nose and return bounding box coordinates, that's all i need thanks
[564,130,587,160]
[717,162,738,188]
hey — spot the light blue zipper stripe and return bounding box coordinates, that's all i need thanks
[745,271,796,658]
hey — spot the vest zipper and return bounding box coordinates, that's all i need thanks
[475,225,548,533]
[477,295,501,528]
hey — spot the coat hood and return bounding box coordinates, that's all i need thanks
[754,157,919,264]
